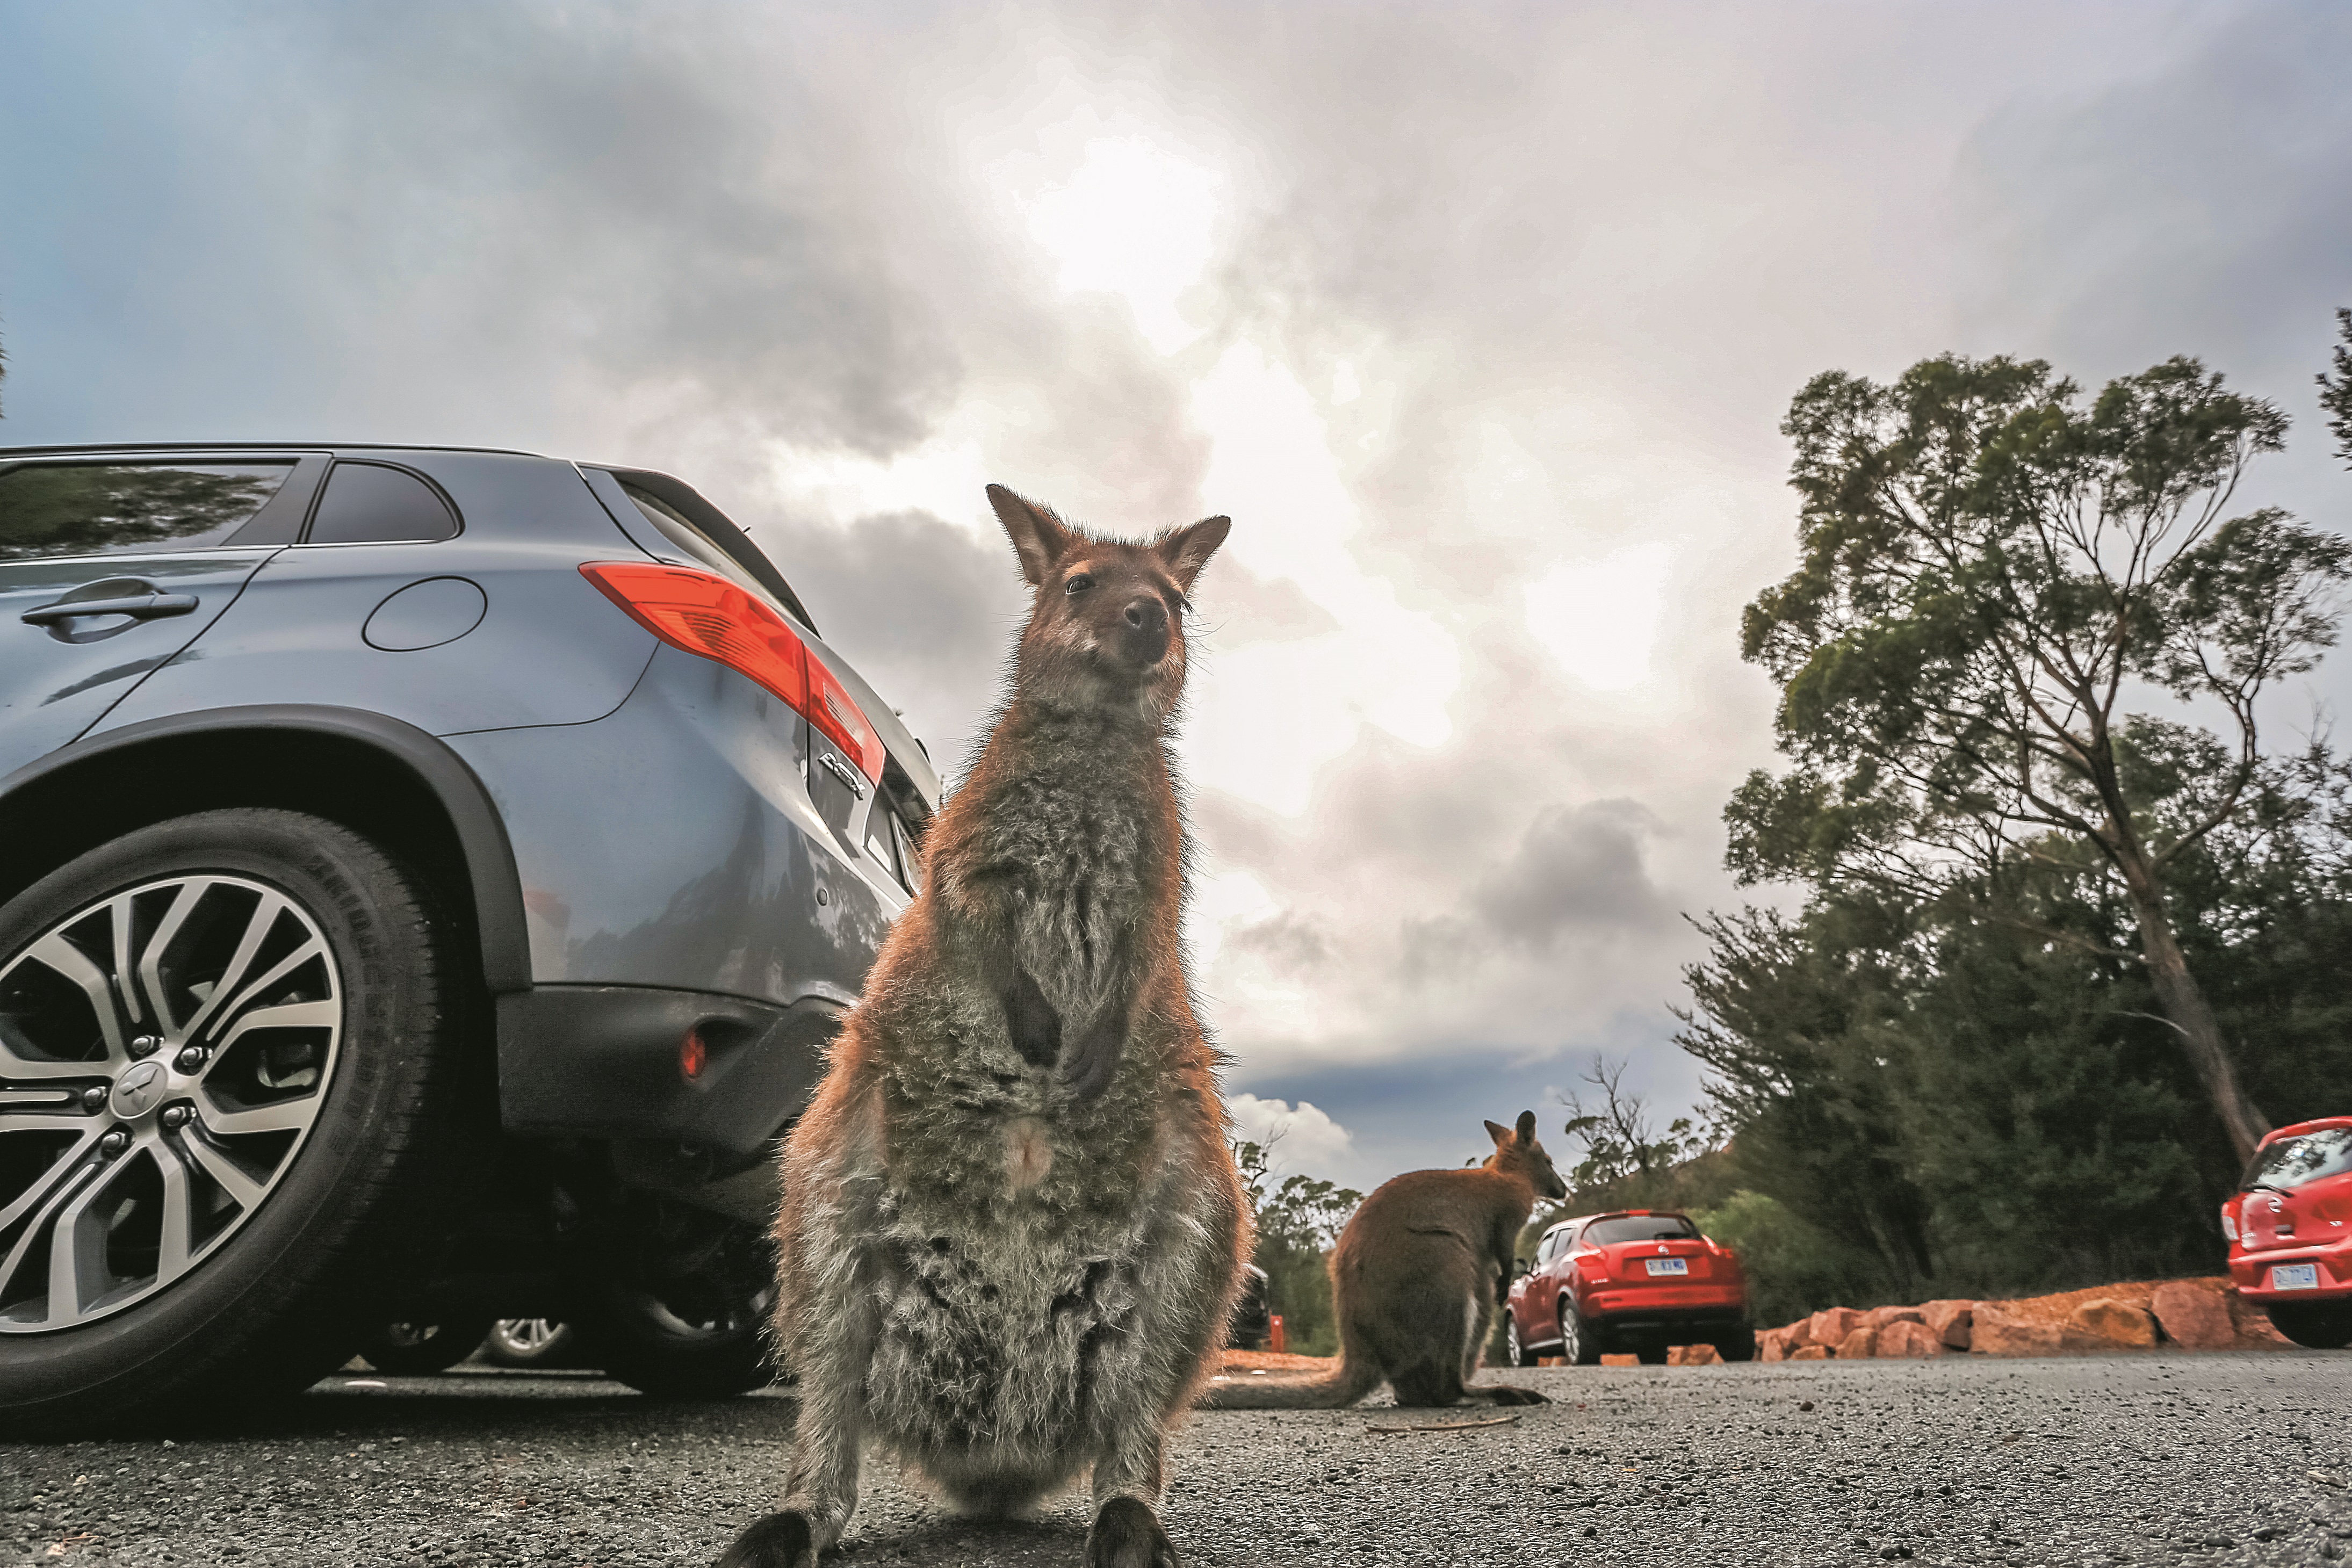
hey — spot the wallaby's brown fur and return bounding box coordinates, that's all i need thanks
[719,487,1249,1568]
[1199,1111,1565,1410]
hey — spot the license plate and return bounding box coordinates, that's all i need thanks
[1645,1258,1689,1277]
[2271,1263,2319,1291]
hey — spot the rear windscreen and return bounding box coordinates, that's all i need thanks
[0,462,292,560]
[1583,1215,1700,1247]
[2242,1128,2352,1192]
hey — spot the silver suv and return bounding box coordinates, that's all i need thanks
[0,444,935,1427]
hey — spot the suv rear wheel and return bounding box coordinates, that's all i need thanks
[2264,1300,2352,1350]
[0,808,475,1432]
[566,1193,776,1398]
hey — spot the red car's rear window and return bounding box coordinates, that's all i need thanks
[1583,1215,1700,1247]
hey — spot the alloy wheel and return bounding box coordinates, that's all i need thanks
[1558,1301,1580,1363]
[0,875,340,1332]
[1505,1313,1524,1367]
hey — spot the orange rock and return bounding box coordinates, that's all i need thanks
[1539,1356,1566,1367]
[1759,1331,1791,1363]
[1878,1320,1946,1358]
[1836,1325,1882,1359]
[2149,1282,2234,1350]
[1808,1306,1862,1347]
[1683,1343,1722,1366]
[1970,1309,2062,1358]
[1788,1345,1830,1361]
[1921,1299,1974,1350]
[2224,1288,2294,1348]
[2068,1298,2157,1348]
[1780,1318,1816,1349]
[1600,1353,1640,1367]
[1864,1305,1927,1328]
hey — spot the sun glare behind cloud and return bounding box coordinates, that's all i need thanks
[1022,136,1223,355]
[1523,543,1674,691]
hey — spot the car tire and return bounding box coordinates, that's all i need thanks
[1557,1299,1603,1365]
[0,808,481,1434]
[2264,1300,2352,1350]
[483,1318,578,1367]
[1505,1312,1536,1368]
[1715,1326,1758,1362]
[359,1317,495,1376]
[566,1194,778,1399]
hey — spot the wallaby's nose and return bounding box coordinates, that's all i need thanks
[1119,595,1171,665]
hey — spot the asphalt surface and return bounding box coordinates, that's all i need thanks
[5,1351,2347,1568]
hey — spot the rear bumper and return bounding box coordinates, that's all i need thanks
[496,984,842,1162]
[2231,1237,2352,1303]
[1584,1283,1747,1320]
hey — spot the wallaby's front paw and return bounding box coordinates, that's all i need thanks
[1087,1495,1180,1568]
[1487,1384,1548,1406]
[718,1510,816,1568]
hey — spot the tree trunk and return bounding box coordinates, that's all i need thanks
[2122,880,2272,1166]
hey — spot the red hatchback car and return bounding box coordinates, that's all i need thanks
[2224,1116,2352,1349]
[1505,1209,1754,1366]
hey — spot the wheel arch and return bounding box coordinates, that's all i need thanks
[0,705,530,994]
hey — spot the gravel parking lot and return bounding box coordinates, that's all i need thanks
[5,1350,2346,1568]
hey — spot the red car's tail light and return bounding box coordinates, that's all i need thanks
[581,561,883,781]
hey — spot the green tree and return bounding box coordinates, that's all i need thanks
[2321,307,2352,468]
[1731,352,2351,1162]
[1231,1137,1362,1356]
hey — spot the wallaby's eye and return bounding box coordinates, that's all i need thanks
[1064,573,1094,595]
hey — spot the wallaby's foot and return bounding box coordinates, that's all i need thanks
[1087,1496,1180,1568]
[1483,1383,1548,1406]
[718,1511,816,1568]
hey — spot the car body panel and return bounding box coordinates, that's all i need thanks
[444,642,904,1007]
[2225,1116,2352,1304]
[0,548,280,775]
[92,453,661,740]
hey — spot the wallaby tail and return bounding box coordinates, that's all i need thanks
[1195,1353,1383,1410]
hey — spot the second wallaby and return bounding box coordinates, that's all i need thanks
[1201,1111,1565,1410]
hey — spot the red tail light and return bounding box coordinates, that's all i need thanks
[580,562,884,781]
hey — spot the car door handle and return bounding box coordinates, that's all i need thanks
[21,592,200,626]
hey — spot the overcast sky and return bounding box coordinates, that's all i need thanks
[4,1,2347,1190]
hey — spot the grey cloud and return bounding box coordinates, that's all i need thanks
[1463,798,1671,948]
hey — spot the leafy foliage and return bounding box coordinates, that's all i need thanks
[2322,307,2352,469]
[1679,742,2352,1318]
[1231,1138,1364,1356]
[1731,349,2350,1159]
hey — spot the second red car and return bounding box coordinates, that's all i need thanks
[1507,1209,1754,1366]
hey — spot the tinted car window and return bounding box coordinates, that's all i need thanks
[624,486,770,599]
[2243,1128,2352,1191]
[1582,1215,1700,1247]
[306,462,458,545]
[0,461,292,561]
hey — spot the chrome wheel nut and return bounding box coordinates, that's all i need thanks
[175,1045,206,1074]
[81,1085,109,1111]
[98,1128,132,1157]
[161,1105,191,1130]
[129,1034,163,1058]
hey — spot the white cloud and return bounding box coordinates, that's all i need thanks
[1225,1093,1357,1176]
[1181,341,1462,815]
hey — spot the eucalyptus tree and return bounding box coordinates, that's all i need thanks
[1728,352,2350,1163]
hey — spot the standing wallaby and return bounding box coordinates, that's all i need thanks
[1201,1111,1565,1410]
[719,486,1250,1568]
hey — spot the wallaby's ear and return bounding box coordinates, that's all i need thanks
[989,484,1073,588]
[1159,515,1231,593]
[1515,1109,1538,1144]
[1483,1118,1510,1147]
